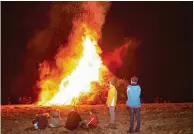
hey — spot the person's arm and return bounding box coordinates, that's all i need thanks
[107,89,110,100]
[126,86,130,97]
[109,88,114,99]
[32,117,38,124]
[138,86,141,97]
[87,115,98,126]
[77,113,82,122]
[87,118,95,126]
[59,115,62,120]
[63,115,67,123]
[65,112,71,124]
[106,89,110,104]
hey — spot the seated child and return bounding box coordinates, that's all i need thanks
[49,109,62,128]
[32,109,49,129]
[86,109,99,128]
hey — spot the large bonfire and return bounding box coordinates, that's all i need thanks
[36,2,113,105]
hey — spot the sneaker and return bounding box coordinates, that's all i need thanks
[134,128,140,132]
[127,128,133,133]
[110,123,117,129]
[105,123,116,129]
[105,123,111,127]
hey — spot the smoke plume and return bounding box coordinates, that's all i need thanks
[102,38,140,74]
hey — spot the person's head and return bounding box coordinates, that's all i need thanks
[131,76,138,84]
[72,106,78,112]
[51,109,60,117]
[56,109,60,113]
[110,78,116,87]
[43,113,49,118]
[89,109,96,114]
[39,109,45,114]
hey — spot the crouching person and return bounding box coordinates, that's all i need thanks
[32,109,49,130]
[49,109,62,128]
[86,109,99,128]
[64,106,85,131]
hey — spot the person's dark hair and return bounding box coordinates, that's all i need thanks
[131,76,138,83]
[72,106,78,111]
[110,78,116,86]
[39,109,45,114]
[89,109,96,113]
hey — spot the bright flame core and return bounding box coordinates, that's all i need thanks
[39,27,103,105]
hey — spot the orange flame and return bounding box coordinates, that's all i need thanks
[37,24,104,105]
[36,1,113,105]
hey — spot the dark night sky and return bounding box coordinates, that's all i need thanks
[2,2,193,104]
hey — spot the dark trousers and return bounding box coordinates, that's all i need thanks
[129,107,140,130]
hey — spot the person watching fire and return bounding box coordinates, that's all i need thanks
[105,79,117,129]
[49,109,62,128]
[32,109,49,130]
[126,76,141,133]
[85,109,99,128]
[64,106,85,131]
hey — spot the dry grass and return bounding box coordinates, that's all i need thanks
[1,103,193,134]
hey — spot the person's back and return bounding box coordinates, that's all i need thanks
[50,109,62,127]
[126,84,141,108]
[126,76,141,133]
[32,111,49,129]
[37,115,48,129]
[87,110,99,128]
[65,108,82,131]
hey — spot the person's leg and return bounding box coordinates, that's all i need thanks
[49,124,55,128]
[134,108,140,131]
[109,106,112,124]
[129,107,134,130]
[109,106,115,124]
[78,121,85,129]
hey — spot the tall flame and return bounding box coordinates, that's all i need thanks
[37,2,112,105]
[38,24,104,105]
[49,34,102,104]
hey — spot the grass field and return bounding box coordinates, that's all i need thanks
[1,103,193,134]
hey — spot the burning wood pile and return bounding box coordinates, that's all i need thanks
[36,2,130,106]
